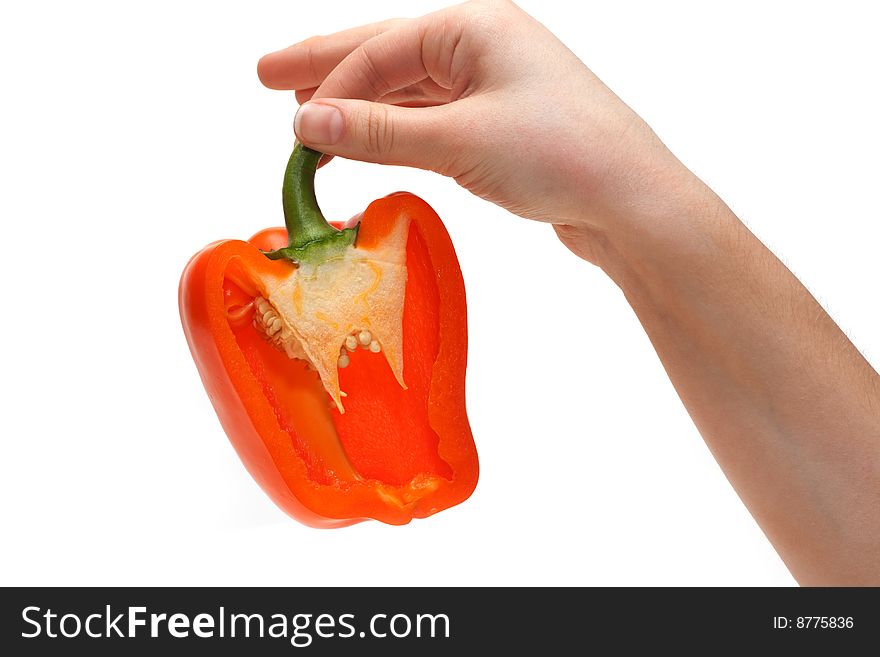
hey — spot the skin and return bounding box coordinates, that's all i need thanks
[258,0,880,585]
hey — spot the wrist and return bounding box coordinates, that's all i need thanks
[568,164,738,291]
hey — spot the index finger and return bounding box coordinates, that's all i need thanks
[258,18,409,90]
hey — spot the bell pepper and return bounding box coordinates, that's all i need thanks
[179,143,478,527]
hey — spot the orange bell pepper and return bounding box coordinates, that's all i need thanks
[179,144,478,526]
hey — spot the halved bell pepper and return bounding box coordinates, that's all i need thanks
[179,144,478,527]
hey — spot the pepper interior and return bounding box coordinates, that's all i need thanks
[223,223,453,488]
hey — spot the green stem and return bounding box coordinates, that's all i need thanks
[263,143,357,264]
[282,144,335,246]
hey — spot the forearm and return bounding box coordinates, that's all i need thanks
[589,172,880,585]
[262,0,879,583]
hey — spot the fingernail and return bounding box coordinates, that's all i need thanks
[294,102,343,145]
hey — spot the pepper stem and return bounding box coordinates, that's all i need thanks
[263,143,357,264]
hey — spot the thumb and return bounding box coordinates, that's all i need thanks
[293,99,460,175]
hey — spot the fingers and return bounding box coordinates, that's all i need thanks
[258,18,409,90]
[264,10,469,175]
[313,20,442,102]
[378,78,453,107]
[293,99,459,173]
[297,78,452,107]
[296,87,317,104]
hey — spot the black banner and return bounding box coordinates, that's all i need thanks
[1,587,876,654]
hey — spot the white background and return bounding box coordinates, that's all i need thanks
[1,1,878,586]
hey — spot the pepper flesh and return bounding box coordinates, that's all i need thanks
[179,145,478,526]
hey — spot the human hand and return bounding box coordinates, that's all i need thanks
[257,0,701,264]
